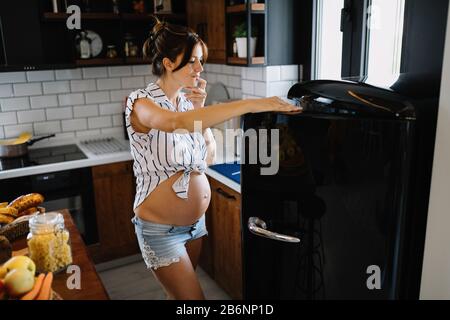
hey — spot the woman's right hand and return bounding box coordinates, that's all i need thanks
[249,96,303,114]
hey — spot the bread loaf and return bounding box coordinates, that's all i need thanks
[8,193,44,213]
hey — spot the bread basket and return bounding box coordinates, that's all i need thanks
[0,207,45,242]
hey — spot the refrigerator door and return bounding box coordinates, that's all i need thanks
[242,112,414,299]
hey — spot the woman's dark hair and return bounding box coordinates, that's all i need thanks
[143,16,208,77]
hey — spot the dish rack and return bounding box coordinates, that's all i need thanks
[79,137,128,155]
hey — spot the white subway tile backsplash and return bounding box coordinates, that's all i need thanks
[217,74,228,86]
[101,127,124,135]
[280,65,298,81]
[145,76,156,85]
[206,73,217,84]
[245,67,264,81]
[13,83,42,96]
[55,69,82,80]
[62,118,87,132]
[0,97,30,111]
[265,66,281,82]
[88,116,112,129]
[0,72,27,84]
[82,67,108,79]
[268,81,292,97]
[112,114,124,126]
[99,102,123,115]
[110,89,131,102]
[46,107,73,120]
[0,112,17,125]
[228,76,241,88]
[76,129,101,137]
[85,91,110,104]
[241,80,254,95]
[233,88,243,99]
[4,124,33,138]
[253,81,268,97]
[33,121,61,135]
[58,93,85,106]
[0,64,300,139]
[30,95,59,109]
[55,132,75,139]
[222,65,235,75]
[97,78,121,90]
[108,66,132,77]
[73,104,99,118]
[132,65,152,76]
[121,76,145,89]
[17,110,46,123]
[26,70,54,82]
[70,79,97,92]
[0,84,13,98]
[209,64,222,73]
[43,81,70,94]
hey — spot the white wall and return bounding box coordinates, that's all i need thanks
[420,8,450,299]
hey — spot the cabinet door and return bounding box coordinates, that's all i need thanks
[186,0,226,64]
[91,161,139,263]
[210,178,242,299]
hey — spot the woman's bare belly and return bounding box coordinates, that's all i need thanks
[135,171,211,226]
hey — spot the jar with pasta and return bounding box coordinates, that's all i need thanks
[27,212,73,273]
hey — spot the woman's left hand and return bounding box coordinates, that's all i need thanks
[184,78,207,109]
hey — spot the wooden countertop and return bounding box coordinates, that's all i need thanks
[12,209,109,300]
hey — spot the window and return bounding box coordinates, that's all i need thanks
[365,0,405,85]
[314,0,345,80]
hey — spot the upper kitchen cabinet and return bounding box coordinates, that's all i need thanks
[225,0,299,66]
[0,1,74,71]
[186,0,226,64]
[0,0,188,72]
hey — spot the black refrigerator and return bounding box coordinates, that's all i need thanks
[241,73,441,299]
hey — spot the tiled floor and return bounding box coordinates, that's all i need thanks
[96,254,231,300]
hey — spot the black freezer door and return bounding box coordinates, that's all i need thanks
[241,112,415,300]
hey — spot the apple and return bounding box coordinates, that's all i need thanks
[3,256,36,275]
[4,269,35,297]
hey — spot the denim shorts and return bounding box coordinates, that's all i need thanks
[131,215,208,270]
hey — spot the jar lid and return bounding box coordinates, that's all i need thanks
[29,212,64,234]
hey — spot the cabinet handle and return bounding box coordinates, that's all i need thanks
[216,187,236,200]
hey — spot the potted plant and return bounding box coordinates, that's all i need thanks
[233,22,258,58]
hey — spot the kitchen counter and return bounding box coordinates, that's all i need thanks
[12,209,109,300]
[0,134,132,180]
[0,133,241,193]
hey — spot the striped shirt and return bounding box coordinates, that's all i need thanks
[125,83,208,210]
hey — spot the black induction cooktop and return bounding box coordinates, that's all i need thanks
[0,144,87,171]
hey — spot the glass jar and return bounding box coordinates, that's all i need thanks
[124,34,136,57]
[27,212,73,274]
[106,45,118,58]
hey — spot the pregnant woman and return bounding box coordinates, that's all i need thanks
[126,17,300,300]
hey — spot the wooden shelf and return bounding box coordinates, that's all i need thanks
[43,12,185,21]
[43,12,120,20]
[227,56,265,65]
[124,57,151,64]
[226,3,265,13]
[75,58,123,66]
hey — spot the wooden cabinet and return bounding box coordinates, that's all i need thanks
[186,0,226,64]
[90,161,139,263]
[200,177,242,299]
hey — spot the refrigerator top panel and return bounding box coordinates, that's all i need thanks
[288,73,441,120]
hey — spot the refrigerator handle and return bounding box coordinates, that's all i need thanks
[248,217,301,243]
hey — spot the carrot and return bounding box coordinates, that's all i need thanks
[36,272,53,300]
[21,273,45,300]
